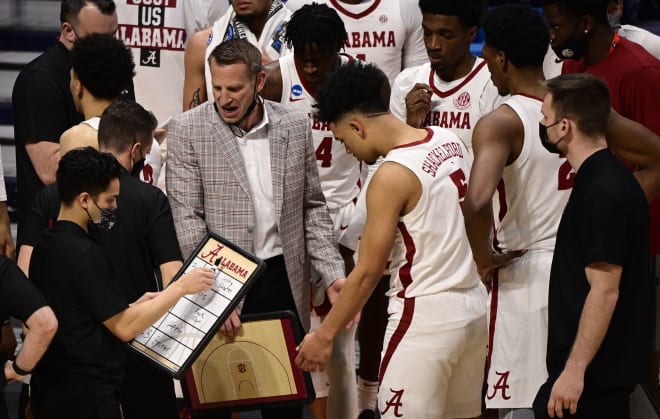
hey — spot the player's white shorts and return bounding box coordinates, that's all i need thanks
[328,200,360,252]
[309,312,330,398]
[378,284,488,419]
[485,249,552,409]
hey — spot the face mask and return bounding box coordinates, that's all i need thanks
[607,12,621,29]
[86,200,117,232]
[551,26,587,61]
[130,157,146,178]
[539,121,564,154]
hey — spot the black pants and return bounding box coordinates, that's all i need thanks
[30,372,121,419]
[533,377,633,419]
[195,255,304,419]
[121,350,178,419]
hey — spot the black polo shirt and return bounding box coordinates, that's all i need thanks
[12,41,136,244]
[546,149,652,388]
[0,257,47,324]
[29,220,128,382]
[21,170,182,301]
[12,41,82,237]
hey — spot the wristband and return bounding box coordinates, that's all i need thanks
[11,359,31,376]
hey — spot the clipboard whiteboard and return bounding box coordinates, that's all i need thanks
[128,233,266,379]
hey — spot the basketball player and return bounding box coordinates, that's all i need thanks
[183,0,291,110]
[285,0,426,86]
[464,7,567,418]
[296,60,487,419]
[467,6,660,419]
[390,0,499,152]
[260,5,360,418]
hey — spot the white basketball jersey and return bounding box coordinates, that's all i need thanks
[81,116,100,131]
[116,1,187,124]
[291,0,426,86]
[492,95,573,252]
[390,59,500,152]
[205,2,292,100]
[279,54,361,208]
[383,127,480,298]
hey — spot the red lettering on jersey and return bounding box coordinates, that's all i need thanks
[449,168,467,208]
[380,388,405,417]
[200,243,225,264]
[315,136,333,168]
[345,31,396,48]
[141,163,154,185]
[557,157,575,190]
[422,111,471,130]
[311,116,331,131]
[486,370,512,400]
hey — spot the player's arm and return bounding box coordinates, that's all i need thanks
[59,124,99,156]
[4,306,58,383]
[183,28,211,111]
[103,267,215,342]
[295,162,417,371]
[548,262,621,417]
[260,59,283,102]
[25,142,60,186]
[605,109,660,202]
[463,108,522,279]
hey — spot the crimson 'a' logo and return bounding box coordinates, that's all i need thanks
[453,91,471,110]
[486,370,512,400]
[200,242,225,264]
[380,388,404,417]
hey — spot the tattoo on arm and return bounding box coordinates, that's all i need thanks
[189,89,201,109]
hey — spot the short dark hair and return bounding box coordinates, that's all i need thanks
[418,0,487,28]
[98,101,157,153]
[71,33,135,100]
[314,61,389,123]
[546,73,611,137]
[540,0,609,25]
[207,38,262,78]
[57,146,121,205]
[483,5,549,68]
[60,0,116,25]
[285,3,347,52]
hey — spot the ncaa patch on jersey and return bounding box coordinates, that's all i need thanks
[291,84,303,97]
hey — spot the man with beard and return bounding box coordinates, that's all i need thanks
[183,0,291,110]
[389,0,499,153]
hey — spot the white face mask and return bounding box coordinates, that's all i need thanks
[607,12,621,29]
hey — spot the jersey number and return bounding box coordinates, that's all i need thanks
[356,53,367,62]
[316,136,333,168]
[558,158,575,190]
[449,169,467,207]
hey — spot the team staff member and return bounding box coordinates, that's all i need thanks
[0,259,57,418]
[19,101,186,419]
[533,74,654,419]
[28,147,214,419]
[11,0,128,246]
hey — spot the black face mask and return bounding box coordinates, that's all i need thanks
[539,121,563,154]
[86,200,117,233]
[551,26,587,62]
[130,157,146,178]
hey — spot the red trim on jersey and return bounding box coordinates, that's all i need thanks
[330,0,382,19]
[378,297,415,383]
[484,269,500,379]
[395,222,416,298]
[429,59,488,98]
[391,128,433,151]
[516,93,543,102]
[492,179,508,253]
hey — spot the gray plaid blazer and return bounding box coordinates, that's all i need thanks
[166,99,345,330]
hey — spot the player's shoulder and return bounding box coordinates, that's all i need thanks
[392,62,430,89]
